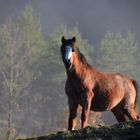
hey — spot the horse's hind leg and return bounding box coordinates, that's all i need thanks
[122,106,140,121]
[122,90,140,121]
[111,106,127,122]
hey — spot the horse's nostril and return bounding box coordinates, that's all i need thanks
[64,58,70,63]
[63,58,72,70]
[68,59,70,63]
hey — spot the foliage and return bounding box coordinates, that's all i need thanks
[0,4,46,140]
[95,32,139,77]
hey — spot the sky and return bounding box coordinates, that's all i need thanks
[0,0,140,46]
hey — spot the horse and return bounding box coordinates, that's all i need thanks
[60,36,140,130]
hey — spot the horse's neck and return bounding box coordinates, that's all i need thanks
[67,54,95,78]
[72,54,84,74]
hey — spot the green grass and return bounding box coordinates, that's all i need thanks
[18,121,140,140]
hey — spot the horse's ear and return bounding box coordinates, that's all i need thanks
[61,36,65,44]
[72,36,76,42]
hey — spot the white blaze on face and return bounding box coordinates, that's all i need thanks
[65,45,72,62]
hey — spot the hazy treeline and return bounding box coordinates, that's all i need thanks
[0,5,139,140]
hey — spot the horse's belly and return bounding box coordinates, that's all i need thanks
[91,93,122,111]
[91,99,109,111]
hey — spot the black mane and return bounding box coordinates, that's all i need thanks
[77,48,92,68]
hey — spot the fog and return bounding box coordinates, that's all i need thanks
[0,0,140,139]
[1,0,140,45]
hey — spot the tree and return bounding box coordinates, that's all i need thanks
[95,32,138,78]
[0,5,46,140]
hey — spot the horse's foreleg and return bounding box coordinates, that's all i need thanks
[81,92,93,128]
[68,100,78,131]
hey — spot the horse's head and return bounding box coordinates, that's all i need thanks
[61,36,76,70]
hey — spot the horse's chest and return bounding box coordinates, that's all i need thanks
[66,79,85,103]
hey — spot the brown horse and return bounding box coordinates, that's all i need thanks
[60,36,140,130]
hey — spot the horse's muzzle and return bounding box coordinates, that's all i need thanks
[64,59,72,70]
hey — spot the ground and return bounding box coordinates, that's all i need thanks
[18,121,140,140]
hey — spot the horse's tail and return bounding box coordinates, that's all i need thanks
[132,79,139,111]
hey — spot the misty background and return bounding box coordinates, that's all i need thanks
[0,0,140,139]
[1,0,140,45]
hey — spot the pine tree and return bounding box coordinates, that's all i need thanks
[0,4,46,140]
